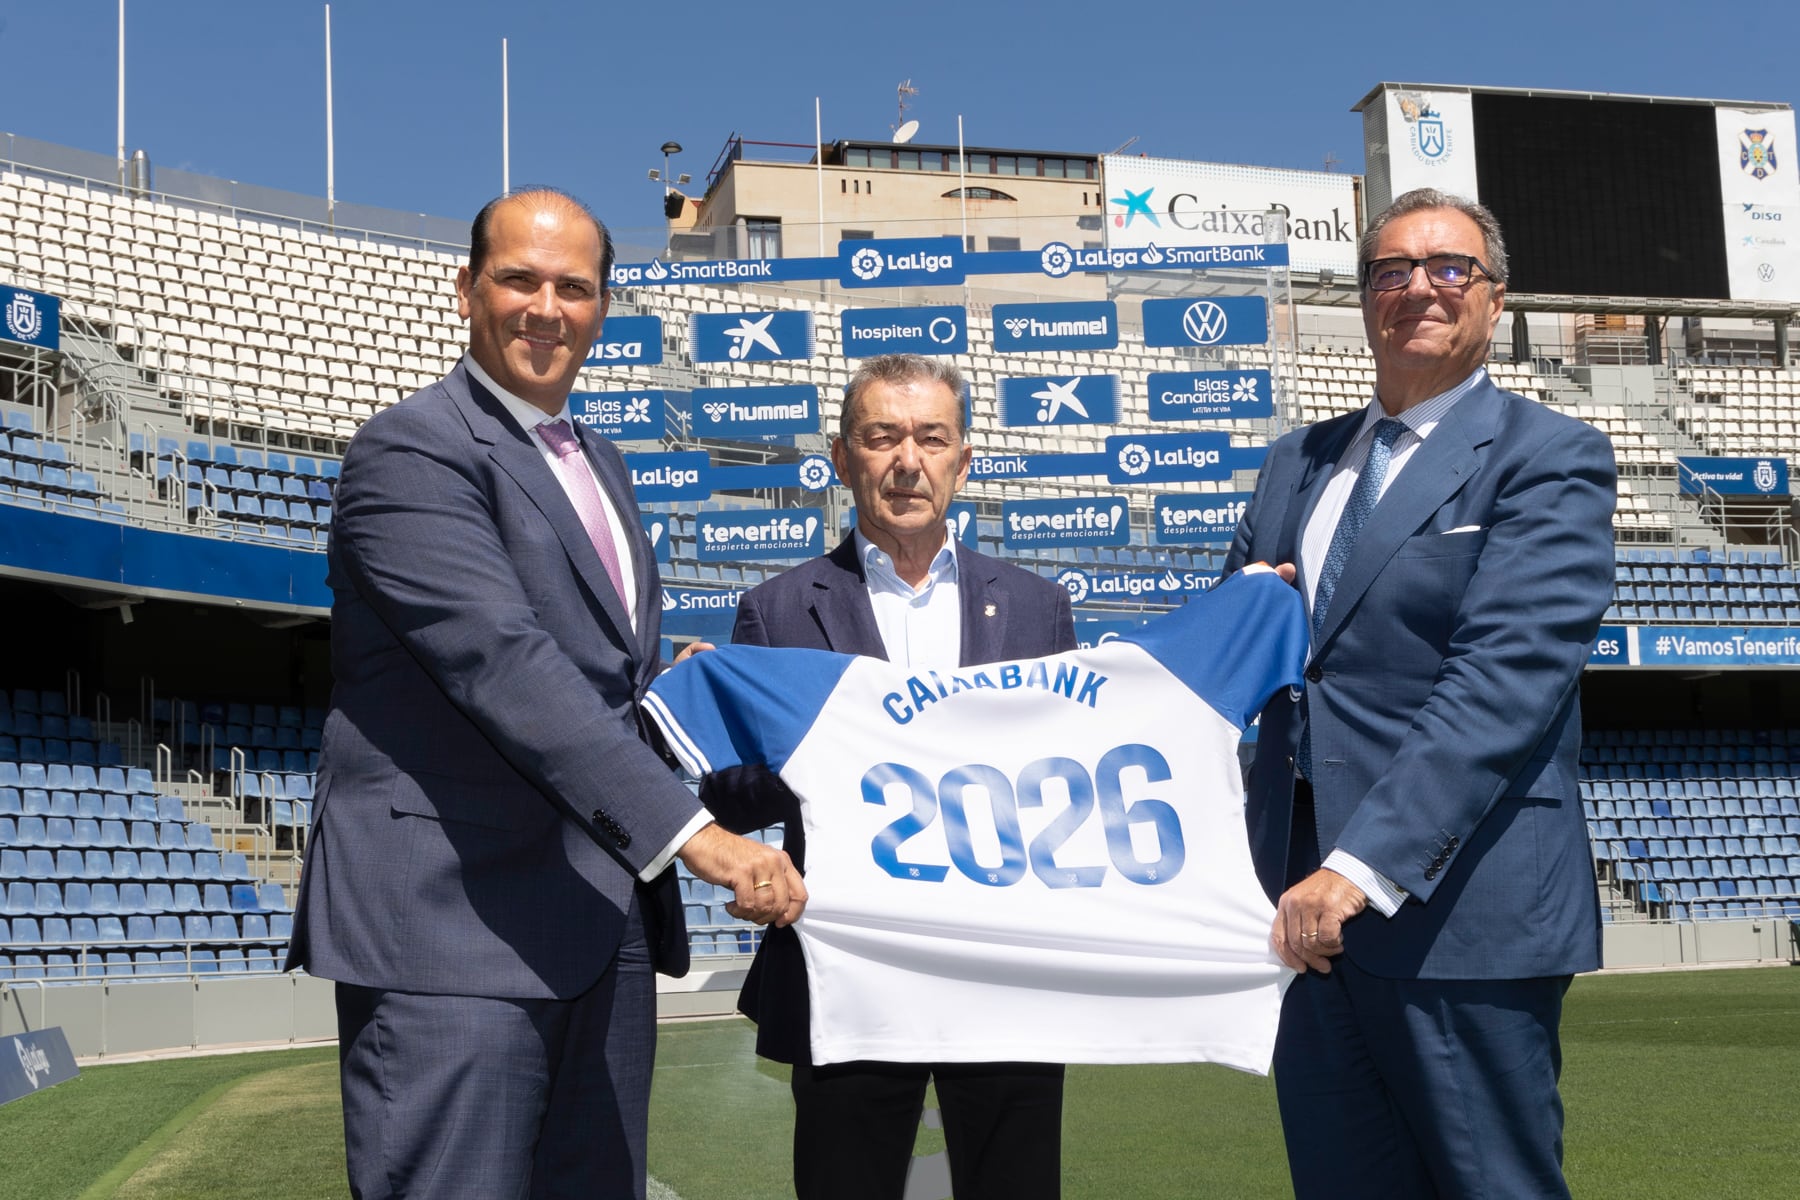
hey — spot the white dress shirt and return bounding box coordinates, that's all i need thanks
[465,355,704,880]
[1298,367,1487,916]
[856,521,963,668]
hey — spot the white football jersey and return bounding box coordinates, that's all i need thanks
[645,566,1307,1071]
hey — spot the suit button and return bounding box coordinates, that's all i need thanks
[1448,836,1460,849]
[1305,666,1323,683]
[1424,867,1438,881]
[1284,755,1296,771]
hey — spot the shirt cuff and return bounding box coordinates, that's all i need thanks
[639,810,713,883]
[1322,849,1408,917]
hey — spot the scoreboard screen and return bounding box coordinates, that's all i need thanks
[1470,93,1729,299]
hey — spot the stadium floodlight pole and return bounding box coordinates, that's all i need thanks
[815,97,825,257]
[502,38,510,196]
[957,115,968,257]
[324,4,336,228]
[116,0,126,185]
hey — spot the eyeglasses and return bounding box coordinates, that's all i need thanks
[1360,254,1493,292]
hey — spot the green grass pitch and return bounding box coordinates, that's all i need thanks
[1,966,1794,1199]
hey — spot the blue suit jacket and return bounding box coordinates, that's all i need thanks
[288,362,701,998]
[701,535,1076,1063]
[1223,377,1616,980]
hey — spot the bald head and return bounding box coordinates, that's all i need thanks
[469,188,615,293]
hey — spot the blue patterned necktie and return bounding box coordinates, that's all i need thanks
[1299,417,1407,780]
[1312,418,1408,640]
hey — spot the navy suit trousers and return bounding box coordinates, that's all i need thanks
[336,899,654,1200]
[1275,788,1573,1199]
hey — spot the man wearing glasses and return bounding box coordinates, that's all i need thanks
[1223,188,1616,1198]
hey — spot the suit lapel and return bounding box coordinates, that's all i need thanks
[574,422,660,664]
[809,537,888,658]
[456,370,639,657]
[955,542,1005,666]
[1312,384,1498,651]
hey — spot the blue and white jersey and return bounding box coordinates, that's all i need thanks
[645,566,1307,1070]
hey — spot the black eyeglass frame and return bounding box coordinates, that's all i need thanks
[1359,253,1495,292]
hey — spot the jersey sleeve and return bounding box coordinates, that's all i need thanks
[644,644,855,777]
[1117,564,1308,730]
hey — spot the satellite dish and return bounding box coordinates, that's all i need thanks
[893,119,920,145]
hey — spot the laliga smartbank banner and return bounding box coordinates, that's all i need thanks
[1715,107,1800,301]
[1101,155,1358,275]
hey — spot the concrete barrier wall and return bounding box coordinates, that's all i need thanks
[4,930,1792,1062]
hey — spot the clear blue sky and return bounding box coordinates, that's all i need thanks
[4,1,1798,244]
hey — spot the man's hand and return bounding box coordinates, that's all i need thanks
[676,821,806,927]
[1271,867,1366,974]
[1273,561,1297,585]
[672,640,716,664]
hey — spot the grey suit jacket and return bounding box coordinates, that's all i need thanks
[288,361,700,998]
[702,534,1076,1062]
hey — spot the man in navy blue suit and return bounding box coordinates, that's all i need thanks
[702,354,1075,1200]
[288,188,804,1200]
[1223,189,1616,1198]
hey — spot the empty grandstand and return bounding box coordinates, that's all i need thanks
[4,90,1800,1061]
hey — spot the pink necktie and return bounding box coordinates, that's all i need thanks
[535,419,628,606]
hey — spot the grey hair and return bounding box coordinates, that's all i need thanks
[839,354,967,442]
[1358,188,1508,286]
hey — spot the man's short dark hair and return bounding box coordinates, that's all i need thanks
[468,187,615,290]
[839,354,968,443]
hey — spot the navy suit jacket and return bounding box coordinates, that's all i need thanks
[1222,377,1616,980]
[701,534,1075,1063]
[288,361,701,998]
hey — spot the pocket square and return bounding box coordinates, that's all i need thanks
[1441,525,1484,535]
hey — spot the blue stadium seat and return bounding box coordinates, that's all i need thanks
[259,884,292,913]
[139,850,167,880]
[32,882,62,915]
[241,913,271,941]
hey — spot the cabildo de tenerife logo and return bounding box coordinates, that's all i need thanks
[1741,129,1779,180]
[5,291,44,342]
[1755,459,1780,492]
[696,508,824,560]
[1396,91,1452,164]
[2,285,56,349]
